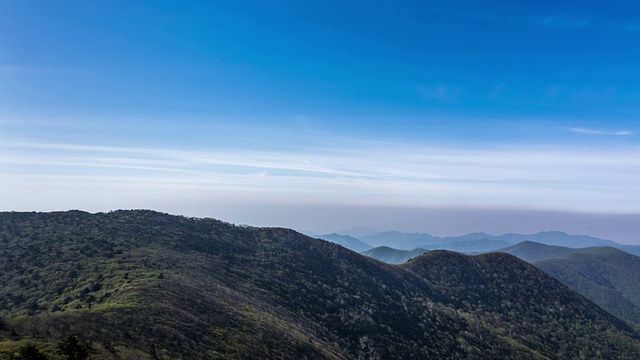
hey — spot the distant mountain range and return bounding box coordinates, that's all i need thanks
[317,229,640,256]
[359,237,514,265]
[2,210,640,358]
[360,246,428,264]
[308,233,372,252]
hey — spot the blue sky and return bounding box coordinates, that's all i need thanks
[2,1,640,242]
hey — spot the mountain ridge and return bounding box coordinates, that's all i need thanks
[2,210,640,359]
[360,246,428,264]
[308,233,373,252]
[340,229,640,255]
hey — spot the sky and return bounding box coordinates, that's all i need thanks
[2,1,640,243]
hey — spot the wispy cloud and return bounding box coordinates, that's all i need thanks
[571,85,616,103]
[466,13,593,30]
[543,85,562,100]
[607,18,640,33]
[489,83,505,99]
[538,84,618,105]
[416,84,460,103]
[621,23,640,32]
[540,15,593,29]
[3,138,640,213]
[569,127,633,136]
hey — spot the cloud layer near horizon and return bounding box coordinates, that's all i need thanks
[3,134,640,216]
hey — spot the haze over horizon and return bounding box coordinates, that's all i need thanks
[2,1,640,243]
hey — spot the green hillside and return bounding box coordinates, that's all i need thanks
[1,211,640,359]
[498,241,640,324]
[535,247,640,324]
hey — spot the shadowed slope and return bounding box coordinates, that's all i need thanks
[535,247,640,324]
[403,250,640,358]
[498,241,640,324]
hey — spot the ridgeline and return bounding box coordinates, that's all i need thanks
[1,210,639,359]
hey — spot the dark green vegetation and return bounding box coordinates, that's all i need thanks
[2,211,640,359]
[501,241,640,324]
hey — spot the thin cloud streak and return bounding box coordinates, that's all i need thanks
[466,13,593,30]
[416,84,460,103]
[3,139,640,213]
[540,15,593,29]
[569,127,634,136]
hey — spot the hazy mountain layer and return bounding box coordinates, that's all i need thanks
[358,229,640,254]
[498,241,577,262]
[310,233,372,252]
[360,238,512,264]
[360,246,428,264]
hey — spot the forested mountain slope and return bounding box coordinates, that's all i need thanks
[499,241,640,324]
[1,211,639,359]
